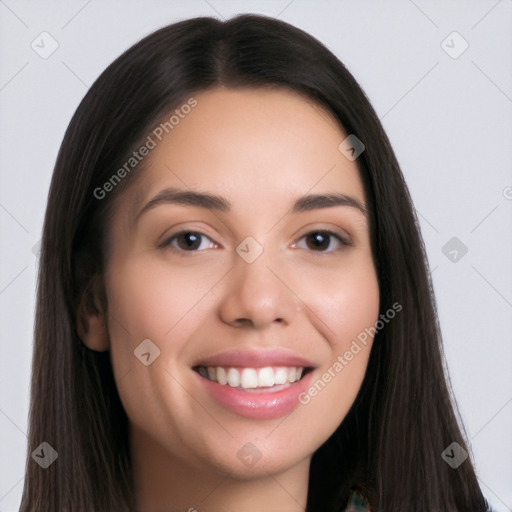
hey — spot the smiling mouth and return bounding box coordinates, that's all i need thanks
[193,365,313,392]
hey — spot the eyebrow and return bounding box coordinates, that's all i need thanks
[135,187,367,223]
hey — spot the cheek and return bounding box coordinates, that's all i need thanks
[100,262,202,441]
[102,255,230,412]
[302,253,380,350]
[104,255,225,343]
[297,256,379,414]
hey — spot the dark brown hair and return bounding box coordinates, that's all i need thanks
[21,14,491,512]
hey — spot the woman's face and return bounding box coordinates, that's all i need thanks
[98,87,379,478]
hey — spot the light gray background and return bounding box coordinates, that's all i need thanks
[1,1,511,511]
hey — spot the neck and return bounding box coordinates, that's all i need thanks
[130,425,310,512]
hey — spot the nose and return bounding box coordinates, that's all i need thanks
[218,249,300,330]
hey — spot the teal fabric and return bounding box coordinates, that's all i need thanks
[345,488,370,511]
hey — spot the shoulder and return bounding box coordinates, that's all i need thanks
[344,487,371,512]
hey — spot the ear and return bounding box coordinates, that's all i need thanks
[76,275,110,352]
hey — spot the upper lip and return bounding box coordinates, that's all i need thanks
[193,348,316,369]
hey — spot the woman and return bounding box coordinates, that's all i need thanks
[20,14,491,512]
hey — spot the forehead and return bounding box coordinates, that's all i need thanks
[125,87,366,219]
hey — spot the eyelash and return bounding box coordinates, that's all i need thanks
[159,230,351,255]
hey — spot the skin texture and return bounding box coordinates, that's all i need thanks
[78,87,380,512]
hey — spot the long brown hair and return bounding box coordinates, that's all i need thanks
[21,14,490,512]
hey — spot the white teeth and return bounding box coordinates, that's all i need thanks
[216,367,228,385]
[240,368,258,388]
[274,368,288,385]
[258,367,274,387]
[199,366,305,388]
[227,368,240,387]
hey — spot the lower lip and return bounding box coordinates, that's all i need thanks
[195,370,314,420]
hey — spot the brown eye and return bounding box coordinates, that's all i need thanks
[175,232,202,250]
[295,230,349,253]
[160,231,216,252]
[306,232,330,250]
